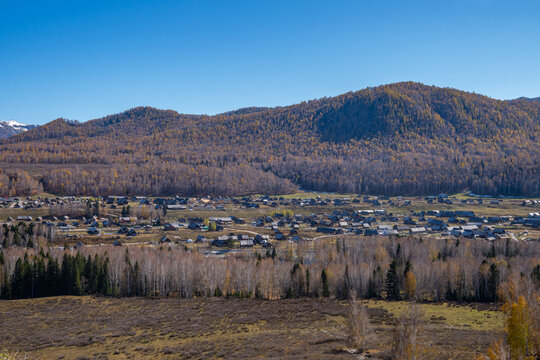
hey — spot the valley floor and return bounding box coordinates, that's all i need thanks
[1,296,503,359]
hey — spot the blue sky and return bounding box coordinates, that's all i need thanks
[1,0,539,125]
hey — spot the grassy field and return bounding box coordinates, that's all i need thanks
[0,296,504,360]
[362,300,504,331]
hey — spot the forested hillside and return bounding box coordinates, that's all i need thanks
[1,82,539,197]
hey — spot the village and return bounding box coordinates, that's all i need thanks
[1,192,539,254]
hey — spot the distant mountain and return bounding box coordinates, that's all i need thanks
[0,121,36,139]
[1,82,539,197]
[516,96,540,102]
[218,107,271,116]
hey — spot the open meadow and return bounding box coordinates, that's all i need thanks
[0,296,504,360]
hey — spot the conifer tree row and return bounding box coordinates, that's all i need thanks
[1,251,111,299]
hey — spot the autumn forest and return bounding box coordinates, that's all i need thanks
[0,82,539,197]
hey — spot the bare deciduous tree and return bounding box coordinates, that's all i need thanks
[346,293,373,354]
[392,302,427,360]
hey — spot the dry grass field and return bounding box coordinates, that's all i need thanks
[0,296,504,360]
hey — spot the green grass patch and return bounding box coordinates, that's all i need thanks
[362,300,505,331]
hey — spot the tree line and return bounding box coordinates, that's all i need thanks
[2,251,111,299]
[0,235,538,303]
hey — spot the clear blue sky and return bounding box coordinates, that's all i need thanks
[1,0,539,125]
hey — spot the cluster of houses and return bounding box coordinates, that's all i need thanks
[106,195,229,211]
[522,199,540,207]
[249,208,540,241]
[2,192,540,211]
[102,194,417,210]
[2,194,539,247]
[0,196,80,210]
[209,234,271,248]
[162,216,244,232]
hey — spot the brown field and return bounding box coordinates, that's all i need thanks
[0,296,503,360]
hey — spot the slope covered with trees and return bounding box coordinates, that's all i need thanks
[1,82,539,196]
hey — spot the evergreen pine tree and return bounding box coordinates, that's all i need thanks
[532,264,540,282]
[34,257,46,298]
[321,269,330,297]
[305,268,311,297]
[73,265,82,295]
[11,258,24,298]
[289,263,306,298]
[386,260,400,300]
[91,254,101,293]
[368,274,376,299]
[60,253,73,295]
[404,260,412,276]
[1,271,11,299]
[45,256,60,296]
[23,257,34,298]
[84,255,93,294]
[487,263,499,301]
[97,257,111,295]
[132,261,142,296]
[13,231,21,246]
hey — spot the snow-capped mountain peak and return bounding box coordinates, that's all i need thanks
[0,120,37,138]
[5,120,27,127]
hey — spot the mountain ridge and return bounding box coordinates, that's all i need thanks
[516,96,540,102]
[10,82,540,137]
[1,82,539,197]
